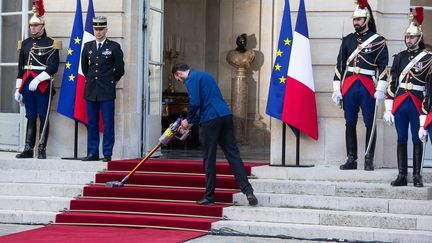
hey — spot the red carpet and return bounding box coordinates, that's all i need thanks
[0,225,205,243]
[2,158,266,242]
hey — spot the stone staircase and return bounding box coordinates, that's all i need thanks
[0,152,105,225]
[212,165,432,243]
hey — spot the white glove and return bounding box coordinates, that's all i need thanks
[383,99,394,126]
[374,90,385,107]
[14,89,22,103]
[383,111,394,126]
[28,71,50,91]
[331,81,342,106]
[418,127,428,142]
[28,77,41,91]
[419,115,428,142]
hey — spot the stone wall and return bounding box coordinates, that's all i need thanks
[44,0,141,159]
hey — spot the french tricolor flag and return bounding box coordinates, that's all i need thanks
[74,0,95,124]
[281,0,318,140]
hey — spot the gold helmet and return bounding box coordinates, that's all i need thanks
[353,0,369,19]
[405,7,423,37]
[29,0,45,25]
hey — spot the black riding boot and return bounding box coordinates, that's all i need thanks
[413,143,424,187]
[364,127,376,171]
[391,144,408,186]
[16,119,37,158]
[340,126,358,170]
[38,121,49,159]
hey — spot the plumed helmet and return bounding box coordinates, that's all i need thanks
[29,0,45,25]
[405,7,424,37]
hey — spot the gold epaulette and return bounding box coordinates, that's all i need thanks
[52,39,62,50]
[17,40,22,51]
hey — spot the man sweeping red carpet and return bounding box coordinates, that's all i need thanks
[173,63,258,206]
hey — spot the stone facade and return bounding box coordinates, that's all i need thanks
[34,0,432,167]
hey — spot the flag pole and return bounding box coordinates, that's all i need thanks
[61,120,81,160]
[282,122,286,166]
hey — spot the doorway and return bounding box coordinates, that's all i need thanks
[0,0,31,151]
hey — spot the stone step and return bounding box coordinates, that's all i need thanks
[250,179,432,200]
[0,196,71,211]
[0,170,96,184]
[0,158,106,172]
[252,165,432,183]
[211,221,432,243]
[0,210,58,225]
[222,206,432,231]
[0,183,83,197]
[233,193,432,215]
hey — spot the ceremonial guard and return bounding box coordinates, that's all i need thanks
[394,8,432,187]
[14,0,60,159]
[332,0,388,171]
[81,16,125,162]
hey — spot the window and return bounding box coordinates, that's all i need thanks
[0,0,32,113]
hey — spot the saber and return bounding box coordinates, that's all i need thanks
[365,103,378,156]
[421,136,427,176]
[39,77,54,144]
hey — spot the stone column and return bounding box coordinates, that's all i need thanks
[231,67,249,143]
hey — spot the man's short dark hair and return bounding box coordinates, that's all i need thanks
[172,63,190,75]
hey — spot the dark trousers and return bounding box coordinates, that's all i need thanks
[22,81,49,123]
[199,115,253,201]
[86,99,115,157]
[395,97,421,145]
[343,80,375,128]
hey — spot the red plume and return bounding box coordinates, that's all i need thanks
[33,0,45,16]
[358,0,368,9]
[415,7,424,25]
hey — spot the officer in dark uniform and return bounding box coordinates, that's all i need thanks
[81,16,125,162]
[332,0,388,171]
[14,3,60,159]
[392,8,432,187]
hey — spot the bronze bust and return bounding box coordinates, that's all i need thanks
[226,33,255,70]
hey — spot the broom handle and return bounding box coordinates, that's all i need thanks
[126,143,161,177]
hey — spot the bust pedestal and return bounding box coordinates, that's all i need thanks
[226,49,255,144]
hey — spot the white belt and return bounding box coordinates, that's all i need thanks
[24,65,46,70]
[347,66,376,76]
[400,82,425,92]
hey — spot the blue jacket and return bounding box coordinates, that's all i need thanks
[185,69,232,124]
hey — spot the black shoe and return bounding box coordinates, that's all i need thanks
[37,145,46,159]
[16,149,34,159]
[364,160,374,171]
[246,193,258,206]
[413,175,424,187]
[340,160,357,170]
[391,174,407,187]
[103,156,112,162]
[196,197,215,206]
[82,154,99,161]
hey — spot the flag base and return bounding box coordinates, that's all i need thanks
[270,164,314,168]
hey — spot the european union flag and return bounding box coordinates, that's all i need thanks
[57,0,83,120]
[265,0,293,120]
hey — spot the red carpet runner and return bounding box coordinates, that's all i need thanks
[1,159,265,242]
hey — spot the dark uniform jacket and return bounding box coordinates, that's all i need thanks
[387,48,432,113]
[334,30,388,91]
[415,50,432,115]
[81,39,125,101]
[17,31,60,94]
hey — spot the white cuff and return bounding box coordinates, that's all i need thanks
[35,71,51,82]
[376,80,387,92]
[16,78,22,89]
[420,115,427,127]
[384,99,393,111]
[333,81,341,92]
